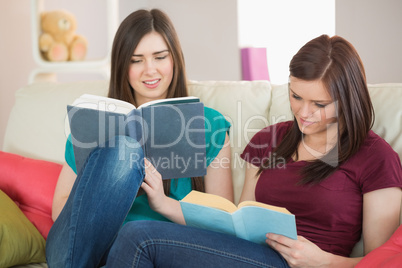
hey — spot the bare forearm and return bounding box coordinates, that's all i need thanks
[327,254,362,268]
[51,196,68,221]
[153,196,186,225]
[52,162,76,221]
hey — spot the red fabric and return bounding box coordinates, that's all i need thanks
[356,225,402,267]
[241,121,402,257]
[0,151,62,239]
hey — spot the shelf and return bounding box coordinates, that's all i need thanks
[29,0,119,83]
[28,64,111,83]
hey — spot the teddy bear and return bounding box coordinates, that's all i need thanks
[39,9,88,62]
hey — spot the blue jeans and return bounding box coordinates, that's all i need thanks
[106,221,290,268]
[46,136,145,268]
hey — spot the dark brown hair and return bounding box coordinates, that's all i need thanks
[259,35,374,184]
[108,9,203,193]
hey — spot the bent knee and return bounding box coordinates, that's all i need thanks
[89,135,145,173]
[107,135,143,153]
[118,221,160,243]
[98,135,143,160]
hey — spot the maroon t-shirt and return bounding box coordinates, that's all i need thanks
[241,121,402,256]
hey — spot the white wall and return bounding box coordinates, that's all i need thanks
[0,1,35,151]
[336,0,402,83]
[238,0,335,84]
[132,0,241,81]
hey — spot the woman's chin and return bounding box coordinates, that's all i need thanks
[297,121,316,134]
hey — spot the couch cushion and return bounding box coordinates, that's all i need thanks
[0,190,46,267]
[368,83,402,161]
[3,80,271,205]
[3,80,109,164]
[0,151,62,239]
[355,224,402,267]
[188,80,272,203]
[268,83,293,124]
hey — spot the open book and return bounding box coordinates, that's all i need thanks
[67,94,206,179]
[180,191,297,245]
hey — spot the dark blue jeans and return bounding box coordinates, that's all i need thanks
[46,136,145,268]
[106,221,290,268]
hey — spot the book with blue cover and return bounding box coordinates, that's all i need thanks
[180,190,297,244]
[67,94,206,179]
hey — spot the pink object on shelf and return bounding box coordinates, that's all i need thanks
[241,47,270,81]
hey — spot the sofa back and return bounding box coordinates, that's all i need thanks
[3,80,402,204]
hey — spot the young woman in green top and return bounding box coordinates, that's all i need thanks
[46,9,233,268]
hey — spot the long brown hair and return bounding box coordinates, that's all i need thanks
[259,35,374,184]
[108,9,204,194]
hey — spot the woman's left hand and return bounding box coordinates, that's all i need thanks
[141,158,167,212]
[266,233,331,268]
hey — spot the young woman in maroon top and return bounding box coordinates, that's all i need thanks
[105,34,402,268]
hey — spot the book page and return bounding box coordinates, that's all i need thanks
[137,96,199,109]
[72,94,135,114]
[238,200,291,215]
[181,191,238,213]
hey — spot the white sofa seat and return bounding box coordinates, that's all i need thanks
[3,80,402,263]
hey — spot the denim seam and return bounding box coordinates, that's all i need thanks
[133,239,280,268]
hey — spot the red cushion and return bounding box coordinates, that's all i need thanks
[0,151,62,239]
[355,225,402,267]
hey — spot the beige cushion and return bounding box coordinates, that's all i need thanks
[188,80,271,203]
[3,80,401,203]
[4,80,271,203]
[3,81,109,164]
[269,83,292,124]
[368,83,402,161]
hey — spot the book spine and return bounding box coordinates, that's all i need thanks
[126,109,144,147]
[231,211,248,241]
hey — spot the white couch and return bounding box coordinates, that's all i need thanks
[3,80,402,267]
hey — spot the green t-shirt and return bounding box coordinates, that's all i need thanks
[65,106,231,223]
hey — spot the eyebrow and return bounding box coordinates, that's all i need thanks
[132,50,169,57]
[289,88,332,103]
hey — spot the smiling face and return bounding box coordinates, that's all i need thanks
[128,31,174,106]
[289,76,338,141]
